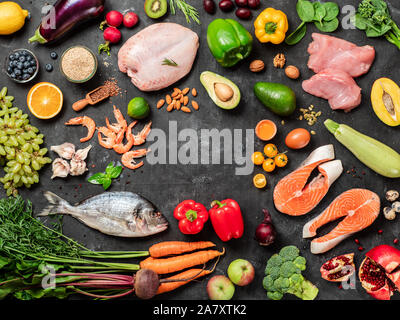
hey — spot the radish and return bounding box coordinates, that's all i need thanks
[123,12,139,28]
[100,10,123,30]
[98,27,121,56]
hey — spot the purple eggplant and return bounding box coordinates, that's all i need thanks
[29,0,105,44]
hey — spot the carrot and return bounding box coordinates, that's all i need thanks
[140,249,225,274]
[149,241,216,258]
[157,269,210,294]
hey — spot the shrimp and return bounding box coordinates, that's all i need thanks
[106,106,128,144]
[65,116,96,143]
[97,126,116,149]
[113,121,137,154]
[133,121,152,146]
[121,149,150,170]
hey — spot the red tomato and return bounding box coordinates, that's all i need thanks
[285,128,311,149]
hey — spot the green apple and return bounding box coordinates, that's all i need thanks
[207,275,235,300]
[227,259,255,286]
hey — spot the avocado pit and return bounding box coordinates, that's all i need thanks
[214,82,234,102]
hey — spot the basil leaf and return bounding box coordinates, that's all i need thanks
[323,2,339,21]
[87,172,106,185]
[285,22,307,45]
[313,2,327,24]
[314,18,339,32]
[105,162,115,175]
[296,0,315,22]
[106,165,123,179]
[102,178,112,190]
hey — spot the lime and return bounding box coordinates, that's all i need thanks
[127,97,150,119]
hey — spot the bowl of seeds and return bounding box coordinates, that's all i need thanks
[60,46,97,83]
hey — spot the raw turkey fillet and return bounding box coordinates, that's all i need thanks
[118,23,199,91]
[302,68,362,112]
[307,33,375,78]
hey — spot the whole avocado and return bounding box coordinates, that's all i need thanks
[254,82,296,116]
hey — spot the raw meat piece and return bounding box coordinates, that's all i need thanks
[273,145,343,216]
[302,68,362,112]
[118,23,199,91]
[303,189,380,254]
[307,33,375,78]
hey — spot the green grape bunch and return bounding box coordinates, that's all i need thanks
[0,87,52,196]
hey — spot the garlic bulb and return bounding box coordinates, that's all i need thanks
[73,145,92,162]
[51,158,70,179]
[51,143,76,160]
[69,159,88,176]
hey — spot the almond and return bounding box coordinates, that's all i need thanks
[176,100,181,110]
[167,101,175,112]
[182,87,190,95]
[250,60,265,72]
[166,94,172,104]
[183,96,189,106]
[181,106,191,113]
[157,99,165,109]
[192,88,197,97]
[171,90,179,98]
[285,65,300,79]
[191,100,199,110]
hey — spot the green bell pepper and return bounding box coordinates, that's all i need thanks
[207,19,253,68]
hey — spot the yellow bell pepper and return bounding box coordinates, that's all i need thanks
[254,8,289,44]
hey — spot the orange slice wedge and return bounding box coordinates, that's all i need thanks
[27,82,63,119]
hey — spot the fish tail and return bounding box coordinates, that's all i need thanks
[38,191,72,217]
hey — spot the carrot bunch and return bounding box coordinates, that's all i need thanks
[141,241,224,295]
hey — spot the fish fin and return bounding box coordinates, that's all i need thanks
[37,191,72,217]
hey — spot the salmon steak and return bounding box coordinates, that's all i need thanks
[303,189,380,254]
[273,145,343,216]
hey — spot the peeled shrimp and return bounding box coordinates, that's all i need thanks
[121,149,150,170]
[97,127,116,149]
[133,121,152,146]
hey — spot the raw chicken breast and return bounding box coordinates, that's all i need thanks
[118,23,199,91]
[307,33,375,78]
[302,68,362,112]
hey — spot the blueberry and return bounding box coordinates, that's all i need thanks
[8,61,13,68]
[9,54,15,61]
[50,52,58,59]
[27,67,34,75]
[32,66,36,71]
[45,64,53,72]
[7,67,12,74]
[11,61,17,68]
[14,69,21,76]
[26,55,32,61]
[16,62,23,70]
[19,56,25,63]
[14,52,20,59]
[10,73,16,79]
[22,74,30,80]
[23,61,30,68]
[30,60,36,67]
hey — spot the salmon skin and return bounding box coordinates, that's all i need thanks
[273,145,343,216]
[303,189,380,254]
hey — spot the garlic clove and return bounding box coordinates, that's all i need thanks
[51,158,70,179]
[69,159,88,176]
[73,144,92,161]
[51,143,76,160]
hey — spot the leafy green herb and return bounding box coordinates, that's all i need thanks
[169,0,200,25]
[88,162,122,190]
[162,58,179,67]
[286,0,340,45]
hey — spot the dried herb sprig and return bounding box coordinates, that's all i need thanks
[169,0,200,25]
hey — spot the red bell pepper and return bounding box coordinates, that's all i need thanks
[209,199,244,242]
[173,200,209,235]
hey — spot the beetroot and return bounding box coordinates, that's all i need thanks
[123,12,139,28]
[134,269,160,299]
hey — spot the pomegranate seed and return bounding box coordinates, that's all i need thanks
[394,238,399,244]
[378,230,383,234]
[338,284,343,289]
[354,239,360,244]
[358,246,364,251]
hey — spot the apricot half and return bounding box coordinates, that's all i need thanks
[371,78,400,127]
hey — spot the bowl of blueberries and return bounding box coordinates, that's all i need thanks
[5,48,39,83]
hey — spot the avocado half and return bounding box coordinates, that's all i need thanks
[200,71,241,110]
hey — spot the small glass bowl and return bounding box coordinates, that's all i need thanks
[4,48,39,84]
[60,46,98,83]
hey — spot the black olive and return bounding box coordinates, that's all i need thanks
[45,64,53,72]
[50,52,58,59]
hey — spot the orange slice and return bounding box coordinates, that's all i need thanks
[27,82,63,119]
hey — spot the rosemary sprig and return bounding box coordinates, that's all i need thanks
[162,58,178,67]
[169,0,200,25]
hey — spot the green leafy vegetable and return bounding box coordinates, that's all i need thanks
[285,22,307,45]
[296,0,315,22]
[263,245,318,300]
[315,17,339,32]
[88,162,122,190]
[169,0,200,25]
[313,2,326,25]
[355,0,400,49]
[323,2,339,21]
[162,58,179,67]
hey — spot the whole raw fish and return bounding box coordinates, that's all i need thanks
[39,191,168,237]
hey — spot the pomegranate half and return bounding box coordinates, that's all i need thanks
[320,253,355,282]
[359,245,400,300]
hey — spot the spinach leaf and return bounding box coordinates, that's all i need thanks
[353,13,368,30]
[285,22,307,45]
[296,0,315,22]
[315,18,339,32]
[323,2,339,21]
[366,24,392,37]
[313,2,327,24]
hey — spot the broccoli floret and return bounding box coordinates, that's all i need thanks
[262,245,319,301]
[279,245,299,262]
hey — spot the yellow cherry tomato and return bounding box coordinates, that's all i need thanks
[275,153,288,168]
[264,143,278,158]
[262,158,276,172]
[253,173,267,188]
[251,151,265,165]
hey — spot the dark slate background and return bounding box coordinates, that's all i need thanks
[1,0,400,300]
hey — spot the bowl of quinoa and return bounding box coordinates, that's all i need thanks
[60,46,97,83]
